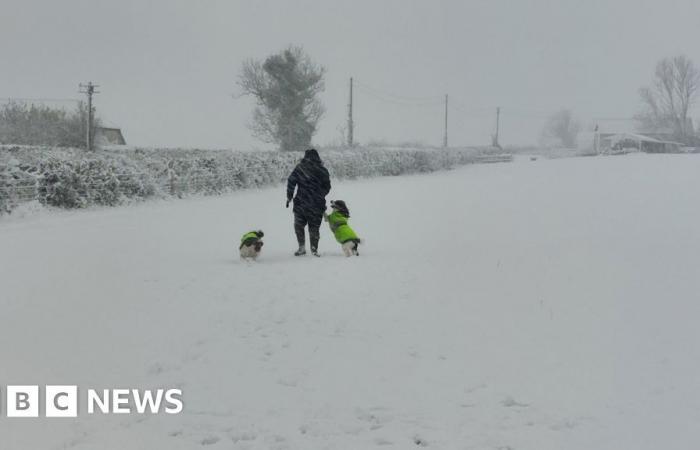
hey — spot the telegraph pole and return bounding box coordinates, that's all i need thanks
[443,94,448,148]
[494,106,501,148]
[347,77,354,147]
[79,82,99,150]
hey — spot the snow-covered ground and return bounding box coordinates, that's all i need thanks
[1,153,699,449]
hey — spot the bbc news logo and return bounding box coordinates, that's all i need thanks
[2,386,183,418]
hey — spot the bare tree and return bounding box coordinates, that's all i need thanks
[238,46,325,151]
[637,55,699,142]
[541,109,580,148]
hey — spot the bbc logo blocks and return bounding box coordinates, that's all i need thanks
[4,385,77,418]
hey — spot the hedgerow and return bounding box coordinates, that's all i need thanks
[0,145,509,214]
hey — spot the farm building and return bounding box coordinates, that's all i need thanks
[578,119,691,154]
[602,133,682,154]
[95,127,126,146]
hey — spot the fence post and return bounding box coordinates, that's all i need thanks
[169,165,175,197]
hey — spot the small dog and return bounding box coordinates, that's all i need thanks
[324,200,361,257]
[239,230,264,260]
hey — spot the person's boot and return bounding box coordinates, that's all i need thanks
[310,228,320,257]
[294,221,306,256]
[309,233,321,256]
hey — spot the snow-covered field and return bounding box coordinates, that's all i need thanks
[1,154,699,449]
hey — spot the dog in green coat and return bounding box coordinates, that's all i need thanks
[324,200,361,257]
[240,230,264,260]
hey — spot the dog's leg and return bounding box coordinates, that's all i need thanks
[240,245,257,260]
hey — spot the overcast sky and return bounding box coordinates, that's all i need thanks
[1,0,699,149]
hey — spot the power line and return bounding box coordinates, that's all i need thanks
[494,107,500,148]
[353,80,444,106]
[349,78,642,146]
[355,88,443,108]
[590,117,637,121]
[354,79,442,102]
[443,94,448,148]
[347,77,354,147]
[499,111,552,119]
[451,103,493,117]
[0,97,79,103]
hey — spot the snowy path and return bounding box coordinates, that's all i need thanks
[1,154,700,449]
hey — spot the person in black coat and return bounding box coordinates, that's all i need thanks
[286,148,331,256]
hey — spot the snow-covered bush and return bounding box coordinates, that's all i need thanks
[0,145,509,214]
[0,153,39,214]
[0,160,15,214]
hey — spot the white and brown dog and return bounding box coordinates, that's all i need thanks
[239,230,264,260]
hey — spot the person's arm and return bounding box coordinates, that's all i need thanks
[286,167,298,207]
[321,168,331,196]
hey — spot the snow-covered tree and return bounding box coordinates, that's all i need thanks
[637,55,699,143]
[0,101,99,148]
[541,109,580,148]
[238,46,326,151]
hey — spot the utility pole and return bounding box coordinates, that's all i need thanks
[594,124,601,154]
[79,82,99,150]
[494,106,501,148]
[347,77,354,147]
[443,94,448,148]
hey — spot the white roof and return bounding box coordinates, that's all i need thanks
[605,133,663,143]
[605,133,683,145]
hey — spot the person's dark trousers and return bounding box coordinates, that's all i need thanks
[294,208,322,252]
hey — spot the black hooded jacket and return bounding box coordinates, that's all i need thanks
[287,149,331,213]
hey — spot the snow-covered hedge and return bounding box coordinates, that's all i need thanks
[0,145,509,214]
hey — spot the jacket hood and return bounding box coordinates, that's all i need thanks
[303,148,322,164]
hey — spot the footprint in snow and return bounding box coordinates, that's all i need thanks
[501,396,529,407]
[356,408,393,430]
[464,383,487,393]
[230,431,257,443]
[277,376,299,387]
[182,350,204,363]
[147,361,179,375]
[201,436,220,446]
[413,435,428,446]
[550,419,578,431]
